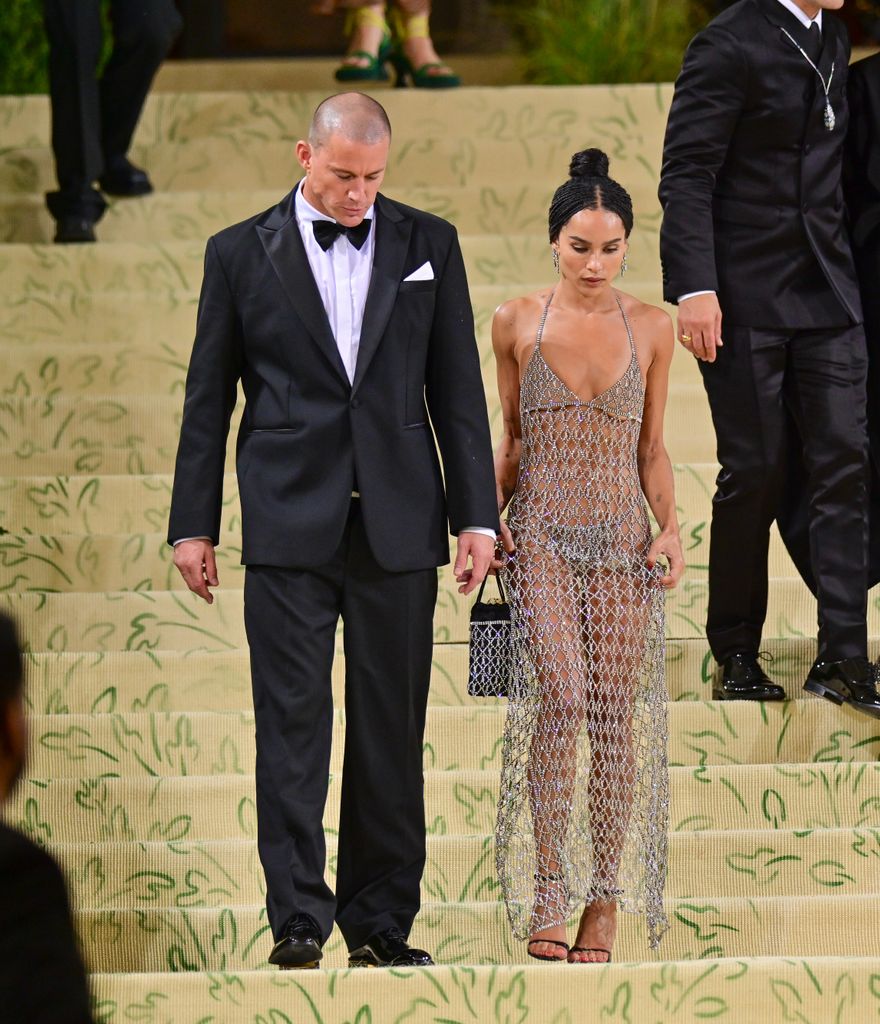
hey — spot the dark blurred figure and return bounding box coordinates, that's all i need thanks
[0,613,94,1023]
[43,1,182,243]
[845,52,880,582]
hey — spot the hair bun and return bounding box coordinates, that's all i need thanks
[569,148,609,180]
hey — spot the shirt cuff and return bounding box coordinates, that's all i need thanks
[460,527,498,539]
[172,536,212,546]
[677,290,716,302]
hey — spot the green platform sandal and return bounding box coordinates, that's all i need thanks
[335,6,392,83]
[388,10,460,89]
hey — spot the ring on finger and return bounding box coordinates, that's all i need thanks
[679,332,692,343]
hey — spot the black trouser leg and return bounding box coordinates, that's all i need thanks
[100,0,182,162]
[785,325,869,659]
[335,506,438,950]
[699,327,789,661]
[42,0,106,219]
[244,561,342,943]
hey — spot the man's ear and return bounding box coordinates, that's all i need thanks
[0,697,26,801]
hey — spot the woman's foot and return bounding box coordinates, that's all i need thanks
[335,4,390,81]
[527,924,569,962]
[389,10,460,87]
[568,899,617,964]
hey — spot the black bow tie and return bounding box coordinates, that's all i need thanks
[312,217,372,252]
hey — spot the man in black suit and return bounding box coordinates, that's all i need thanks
[43,0,182,243]
[169,93,499,969]
[0,613,94,1022]
[659,0,880,716]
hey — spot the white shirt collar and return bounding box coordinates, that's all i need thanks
[294,179,375,228]
[776,0,822,32]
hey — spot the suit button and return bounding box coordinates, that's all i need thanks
[350,398,360,409]
[804,143,811,154]
[802,203,809,214]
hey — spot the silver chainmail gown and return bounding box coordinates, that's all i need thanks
[496,289,669,949]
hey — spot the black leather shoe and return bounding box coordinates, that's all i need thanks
[53,216,96,244]
[267,913,323,970]
[348,927,434,967]
[98,156,154,197]
[803,657,880,718]
[713,653,786,701]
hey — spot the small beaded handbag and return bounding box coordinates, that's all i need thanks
[467,572,513,698]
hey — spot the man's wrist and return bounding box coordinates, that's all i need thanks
[678,290,716,303]
[172,536,212,546]
[460,527,497,540]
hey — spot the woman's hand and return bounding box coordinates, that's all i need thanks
[647,530,684,589]
[489,519,516,574]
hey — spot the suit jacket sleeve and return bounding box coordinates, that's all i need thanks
[167,236,243,546]
[659,25,749,303]
[0,829,94,1023]
[845,60,880,251]
[424,228,500,536]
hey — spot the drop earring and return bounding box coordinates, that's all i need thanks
[620,253,628,277]
[552,248,559,274]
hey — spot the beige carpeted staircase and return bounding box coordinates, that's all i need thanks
[1,83,879,1022]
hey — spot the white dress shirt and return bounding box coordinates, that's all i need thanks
[295,181,374,384]
[678,1,821,305]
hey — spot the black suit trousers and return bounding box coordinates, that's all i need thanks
[244,500,438,950]
[700,324,869,662]
[42,0,181,219]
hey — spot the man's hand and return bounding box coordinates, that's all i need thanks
[453,532,496,595]
[173,539,219,604]
[677,293,723,362]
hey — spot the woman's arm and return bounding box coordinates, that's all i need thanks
[637,308,684,588]
[492,299,523,553]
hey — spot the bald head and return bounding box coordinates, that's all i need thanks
[309,92,392,150]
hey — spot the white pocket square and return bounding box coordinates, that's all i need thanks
[403,261,434,282]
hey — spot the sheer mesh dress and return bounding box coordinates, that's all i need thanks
[496,289,669,949]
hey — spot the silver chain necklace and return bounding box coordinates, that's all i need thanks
[779,26,836,131]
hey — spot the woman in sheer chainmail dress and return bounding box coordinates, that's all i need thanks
[492,149,684,964]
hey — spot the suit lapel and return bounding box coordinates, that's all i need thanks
[352,195,413,395]
[256,188,350,387]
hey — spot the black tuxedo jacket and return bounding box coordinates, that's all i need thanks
[0,822,94,1023]
[168,189,498,572]
[659,0,862,328]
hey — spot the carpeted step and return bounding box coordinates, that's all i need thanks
[7,763,878,843]
[13,638,839,713]
[0,574,851,646]
[0,234,661,292]
[84,958,880,1024]
[2,183,638,244]
[0,86,675,151]
[0,387,728,475]
[67,893,880,971]
[21,700,880,779]
[0,523,803,594]
[42,826,880,913]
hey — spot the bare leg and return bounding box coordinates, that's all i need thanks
[569,567,649,963]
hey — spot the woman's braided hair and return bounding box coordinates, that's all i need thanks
[548,148,634,242]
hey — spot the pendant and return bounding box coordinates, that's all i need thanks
[824,99,836,132]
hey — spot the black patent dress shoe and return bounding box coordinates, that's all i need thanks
[98,156,154,197]
[267,913,324,970]
[803,657,880,718]
[53,216,97,244]
[713,653,786,701]
[348,927,434,968]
